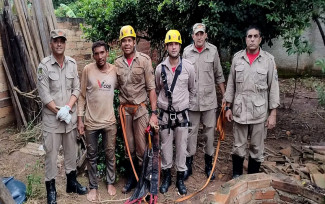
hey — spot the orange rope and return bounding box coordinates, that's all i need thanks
[119,103,146,181]
[175,103,226,202]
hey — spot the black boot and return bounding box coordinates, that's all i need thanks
[122,162,137,194]
[247,156,261,174]
[183,156,193,181]
[66,170,88,195]
[232,154,244,179]
[176,171,187,195]
[45,179,57,204]
[159,168,171,194]
[204,154,215,180]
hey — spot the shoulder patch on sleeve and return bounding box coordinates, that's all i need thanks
[37,65,46,81]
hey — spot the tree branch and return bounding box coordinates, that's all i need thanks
[289,53,299,109]
[313,16,325,46]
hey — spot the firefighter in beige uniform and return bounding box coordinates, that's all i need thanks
[224,26,280,178]
[115,25,158,193]
[156,30,195,195]
[182,23,225,180]
[37,29,87,204]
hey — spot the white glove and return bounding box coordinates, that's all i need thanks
[64,113,72,124]
[56,105,71,121]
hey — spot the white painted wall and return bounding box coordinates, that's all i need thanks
[262,21,325,72]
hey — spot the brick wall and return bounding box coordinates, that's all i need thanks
[57,17,93,75]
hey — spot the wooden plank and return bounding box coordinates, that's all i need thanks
[267,156,286,163]
[3,67,22,129]
[305,163,321,174]
[311,174,325,188]
[41,0,54,32]
[47,0,58,28]
[13,0,37,71]
[314,153,325,162]
[20,0,44,61]
[18,0,40,71]
[304,145,325,151]
[32,0,50,57]
[2,58,27,127]
[0,180,15,204]
[16,34,37,88]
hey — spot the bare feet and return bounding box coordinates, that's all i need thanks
[107,184,116,196]
[86,189,98,202]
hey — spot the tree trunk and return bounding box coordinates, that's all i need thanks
[0,181,15,204]
[313,16,325,46]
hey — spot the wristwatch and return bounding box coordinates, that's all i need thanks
[225,106,231,111]
[152,109,159,115]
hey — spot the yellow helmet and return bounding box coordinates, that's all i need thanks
[165,30,182,44]
[119,25,136,41]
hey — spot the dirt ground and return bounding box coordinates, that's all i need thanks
[0,77,325,204]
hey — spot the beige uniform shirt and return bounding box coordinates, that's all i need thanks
[155,57,196,111]
[37,55,80,133]
[224,49,280,124]
[183,42,225,111]
[77,63,117,130]
[114,51,155,118]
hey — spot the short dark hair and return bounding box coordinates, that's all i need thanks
[92,41,109,53]
[246,25,262,37]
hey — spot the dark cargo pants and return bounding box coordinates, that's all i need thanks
[85,124,117,189]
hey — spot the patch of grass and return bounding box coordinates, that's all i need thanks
[26,160,45,200]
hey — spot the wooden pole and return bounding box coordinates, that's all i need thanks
[41,0,54,32]
[13,0,38,72]
[47,0,58,28]
[5,77,23,129]
[0,181,15,204]
[32,0,51,57]
[20,0,44,61]
[2,58,28,128]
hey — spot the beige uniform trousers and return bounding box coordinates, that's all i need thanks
[187,109,216,156]
[124,112,149,166]
[43,130,77,181]
[232,122,267,162]
[159,111,188,171]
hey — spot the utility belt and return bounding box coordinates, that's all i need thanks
[158,107,191,131]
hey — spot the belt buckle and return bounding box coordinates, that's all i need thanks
[170,112,176,120]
